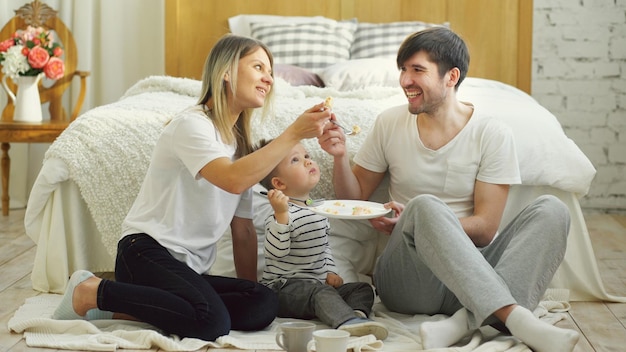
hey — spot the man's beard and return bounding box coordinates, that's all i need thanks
[408,89,447,115]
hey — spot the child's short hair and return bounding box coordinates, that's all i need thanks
[254,138,276,190]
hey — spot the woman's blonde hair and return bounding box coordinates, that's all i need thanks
[197,34,274,158]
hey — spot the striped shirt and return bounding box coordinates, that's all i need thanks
[261,204,337,285]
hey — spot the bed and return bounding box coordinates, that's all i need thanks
[16,1,625,351]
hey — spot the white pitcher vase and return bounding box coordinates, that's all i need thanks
[1,73,43,122]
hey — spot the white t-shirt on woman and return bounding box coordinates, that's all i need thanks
[122,106,253,274]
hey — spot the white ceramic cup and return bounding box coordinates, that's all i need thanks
[275,321,316,352]
[306,329,349,352]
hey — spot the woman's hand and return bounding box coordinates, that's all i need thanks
[369,201,404,235]
[286,102,332,141]
[326,273,344,288]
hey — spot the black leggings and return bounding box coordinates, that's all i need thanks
[97,233,277,341]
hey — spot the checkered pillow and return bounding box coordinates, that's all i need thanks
[250,20,357,72]
[350,21,448,59]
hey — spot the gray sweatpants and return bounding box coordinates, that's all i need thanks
[373,194,570,330]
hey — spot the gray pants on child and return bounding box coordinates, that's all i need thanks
[269,279,374,328]
[373,194,570,330]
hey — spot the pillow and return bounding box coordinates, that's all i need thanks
[249,20,357,72]
[274,64,325,87]
[350,21,448,59]
[319,58,399,90]
[458,77,596,196]
[228,14,336,37]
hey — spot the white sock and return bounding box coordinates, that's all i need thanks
[505,306,579,352]
[52,270,94,320]
[420,308,470,349]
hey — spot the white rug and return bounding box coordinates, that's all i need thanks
[8,290,572,351]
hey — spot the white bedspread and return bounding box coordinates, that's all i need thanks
[8,291,571,351]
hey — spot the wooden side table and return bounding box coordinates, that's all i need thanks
[0,120,69,215]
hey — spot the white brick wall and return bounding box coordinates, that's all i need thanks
[533,0,626,212]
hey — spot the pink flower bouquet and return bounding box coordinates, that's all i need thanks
[0,25,65,81]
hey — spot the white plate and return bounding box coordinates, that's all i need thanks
[310,200,391,220]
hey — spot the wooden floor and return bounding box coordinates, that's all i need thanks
[1,208,625,351]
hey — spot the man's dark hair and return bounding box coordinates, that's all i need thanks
[397,27,470,90]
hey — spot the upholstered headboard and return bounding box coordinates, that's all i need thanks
[164,0,533,93]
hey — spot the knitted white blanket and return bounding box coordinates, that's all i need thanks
[43,75,595,257]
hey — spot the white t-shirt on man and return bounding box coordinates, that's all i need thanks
[354,103,521,218]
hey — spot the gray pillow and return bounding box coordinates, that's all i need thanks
[250,19,357,72]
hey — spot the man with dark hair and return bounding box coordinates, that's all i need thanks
[319,27,579,352]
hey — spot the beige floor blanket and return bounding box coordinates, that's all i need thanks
[8,290,571,351]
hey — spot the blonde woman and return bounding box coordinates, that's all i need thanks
[52,34,331,341]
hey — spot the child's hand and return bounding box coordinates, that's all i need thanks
[325,273,344,287]
[267,189,289,224]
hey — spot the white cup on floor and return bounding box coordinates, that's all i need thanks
[276,321,316,352]
[306,329,349,352]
